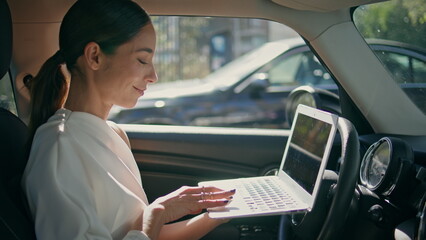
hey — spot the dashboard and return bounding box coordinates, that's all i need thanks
[285,86,426,239]
[356,134,426,239]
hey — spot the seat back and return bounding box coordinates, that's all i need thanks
[0,0,36,238]
[0,0,12,76]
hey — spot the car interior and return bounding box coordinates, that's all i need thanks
[1,0,426,239]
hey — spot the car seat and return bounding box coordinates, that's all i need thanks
[0,0,36,238]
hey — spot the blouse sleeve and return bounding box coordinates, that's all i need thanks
[23,132,150,240]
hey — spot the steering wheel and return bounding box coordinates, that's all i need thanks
[317,117,360,239]
[279,116,360,239]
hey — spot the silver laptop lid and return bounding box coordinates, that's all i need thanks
[277,104,338,209]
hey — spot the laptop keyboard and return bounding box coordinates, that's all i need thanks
[237,178,299,212]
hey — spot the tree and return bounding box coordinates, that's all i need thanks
[354,0,426,49]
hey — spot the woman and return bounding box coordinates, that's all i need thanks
[22,0,234,239]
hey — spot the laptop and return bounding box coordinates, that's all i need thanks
[198,104,338,219]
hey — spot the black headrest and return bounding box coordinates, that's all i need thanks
[0,108,29,181]
[0,0,12,79]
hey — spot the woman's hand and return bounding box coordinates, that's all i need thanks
[142,186,235,239]
[151,186,234,223]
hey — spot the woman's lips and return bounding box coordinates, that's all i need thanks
[133,86,145,96]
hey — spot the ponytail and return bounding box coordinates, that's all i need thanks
[28,50,68,140]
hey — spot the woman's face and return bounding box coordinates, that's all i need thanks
[97,23,157,108]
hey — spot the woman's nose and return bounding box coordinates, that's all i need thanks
[145,66,158,84]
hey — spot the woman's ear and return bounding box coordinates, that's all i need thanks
[83,42,103,70]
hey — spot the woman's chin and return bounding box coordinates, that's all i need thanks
[117,100,138,109]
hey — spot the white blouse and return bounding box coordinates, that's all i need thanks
[23,109,150,240]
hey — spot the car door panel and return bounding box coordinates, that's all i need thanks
[121,124,290,201]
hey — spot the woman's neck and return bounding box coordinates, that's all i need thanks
[64,77,112,120]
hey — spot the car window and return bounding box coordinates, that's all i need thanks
[0,72,18,115]
[374,51,426,84]
[262,50,334,87]
[151,16,298,84]
[109,16,316,129]
[353,1,426,114]
[412,57,426,82]
[269,52,303,85]
[110,12,426,128]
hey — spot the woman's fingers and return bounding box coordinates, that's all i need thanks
[174,185,236,203]
[196,189,235,202]
[195,188,236,211]
[176,185,234,194]
[201,186,236,199]
[202,186,235,194]
[199,186,222,192]
[200,199,231,208]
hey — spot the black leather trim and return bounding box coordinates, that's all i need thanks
[0,0,12,79]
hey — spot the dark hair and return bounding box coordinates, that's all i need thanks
[28,0,151,138]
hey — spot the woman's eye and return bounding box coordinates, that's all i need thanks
[138,59,148,65]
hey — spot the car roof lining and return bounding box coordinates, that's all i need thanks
[8,0,388,23]
[270,0,388,12]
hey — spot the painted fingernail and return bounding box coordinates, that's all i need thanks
[223,200,229,203]
[229,196,233,199]
[230,189,236,193]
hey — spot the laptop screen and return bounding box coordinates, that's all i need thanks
[281,112,333,194]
